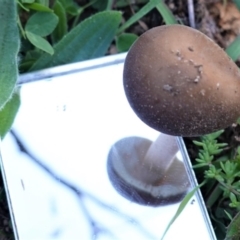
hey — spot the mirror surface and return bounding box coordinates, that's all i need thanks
[1,54,215,240]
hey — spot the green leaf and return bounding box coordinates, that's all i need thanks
[233,0,240,11]
[116,0,148,7]
[26,31,54,55]
[0,90,20,139]
[35,0,49,6]
[117,0,160,34]
[225,211,240,240]
[161,184,202,240]
[58,0,79,16]
[193,163,209,168]
[52,0,67,43]
[0,0,20,108]
[155,0,177,24]
[25,3,53,12]
[17,1,30,11]
[116,33,138,52]
[203,129,225,141]
[30,11,122,71]
[193,140,205,147]
[226,36,240,62]
[21,0,34,3]
[71,1,100,29]
[225,210,233,221]
[92,0,111,11]
[230,192,237,204]
[25,12,59,37]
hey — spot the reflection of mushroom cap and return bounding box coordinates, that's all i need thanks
[107,136,190,206]
[123,25,240,137]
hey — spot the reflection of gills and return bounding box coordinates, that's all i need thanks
[107,134,190,206]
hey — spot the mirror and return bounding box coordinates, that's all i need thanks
[0,53,216,239]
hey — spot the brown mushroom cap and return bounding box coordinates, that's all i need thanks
[123,24,240,137]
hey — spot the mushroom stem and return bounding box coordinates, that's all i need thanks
[140,133,178,184]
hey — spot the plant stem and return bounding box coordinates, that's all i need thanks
[218,181,240,196]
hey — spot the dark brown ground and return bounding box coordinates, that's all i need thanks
[0,174,14,240]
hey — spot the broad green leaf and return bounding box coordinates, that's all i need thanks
[52,0,67,43]
[117,0,160,34]
[0,0,19,108]
[161,185,202,240]
[30,11,122,71]
[0,90,20,139]
[226,36,240,62]
[156,1,177,25]
[25,12,59,37]
[116,33,138,52]
[25,3,53,12]
[26,31,54,55]
[225,211,240,240]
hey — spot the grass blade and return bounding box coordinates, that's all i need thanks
[156,1,177,25]
[117,0,160,34]
[160,184,203,240]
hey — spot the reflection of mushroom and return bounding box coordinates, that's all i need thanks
[107,134,190,206]
[123,24,240,137]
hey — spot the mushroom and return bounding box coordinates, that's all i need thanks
[107,134,190,206]
[123,24,240,137]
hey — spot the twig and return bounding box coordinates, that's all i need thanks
[10,129,157,240]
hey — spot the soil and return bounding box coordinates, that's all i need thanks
[0,174,14,240]
[2,0,240,239]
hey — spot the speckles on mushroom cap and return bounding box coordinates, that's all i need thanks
[123,24,240,136]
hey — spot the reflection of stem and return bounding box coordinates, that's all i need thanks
[10,130,157,240]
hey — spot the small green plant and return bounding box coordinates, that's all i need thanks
[192,129,240,239]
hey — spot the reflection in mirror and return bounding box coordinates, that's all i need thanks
[0,54,216,239]
[107,134,190,206]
